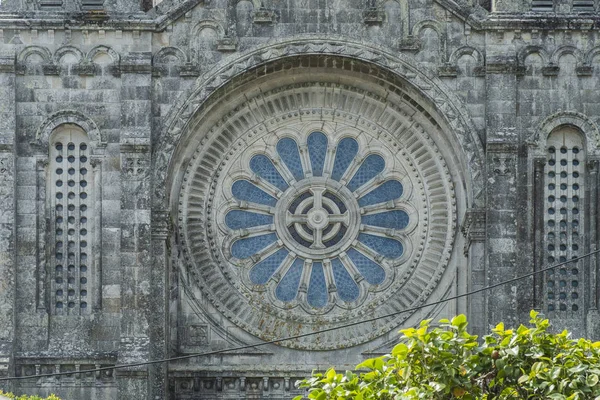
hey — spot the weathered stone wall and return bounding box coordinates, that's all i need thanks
[0,0,597,399]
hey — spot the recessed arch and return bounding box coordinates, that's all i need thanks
[53,46,84,65]
[518,45,550,66]
[86,45,120,65]
[528,111,600,156]
[17,45,52,64]
[153,46,188,65]
[156,38,482,351]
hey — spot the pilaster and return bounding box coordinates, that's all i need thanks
[117,51,153,400]
[0,51,15,390]
[462,208,486,339]
[149,209,169,400]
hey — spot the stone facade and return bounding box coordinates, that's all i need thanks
[0,0,598,398]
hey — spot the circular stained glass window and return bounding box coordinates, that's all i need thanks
[223,133,410,308]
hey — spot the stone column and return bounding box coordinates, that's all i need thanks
[532,158,546,310]
[586,159,599,340]
[462,209,486,339]
[149,210,169,400]
[0,52,15,390]
[117,52,153,400]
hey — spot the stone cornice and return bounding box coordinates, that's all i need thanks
[482,14,598,30]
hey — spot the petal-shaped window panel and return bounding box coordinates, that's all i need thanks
[347,154,385,191]
[331,258,359,302]
[277,138,305,181]
[361,210,409,230]
[231,180,278,207]
[225,210,273,230]
[331,137,358,181]
[249,154,289,191]
[307,262,328,308]
[358,180,403,207]
[307,132,328,176]
[275,258,304,302]
[231,233,277,259]
[346,248,386,285]
[249,248,288,285]
[358,233,403,259]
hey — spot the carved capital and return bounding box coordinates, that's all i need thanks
[253,8,277,24]
[216,36,238,52]
[462,208,486,255]
[362,8,384,25]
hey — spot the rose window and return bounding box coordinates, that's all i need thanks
[220,132,412,309]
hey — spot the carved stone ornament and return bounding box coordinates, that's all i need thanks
[176,66,458,349]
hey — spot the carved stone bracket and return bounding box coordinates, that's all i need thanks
[398,36,420,51]
[216,36,238,52]
[462,208,486,255]
[0,356,9,378]
[362,8,384,25]
[541,65,560,76]
[253,8,276,24]
[576,65,593,76]
[0,53,15,74]
[151,209,170,240]
[179,63,200,77]
[438,63,458,77]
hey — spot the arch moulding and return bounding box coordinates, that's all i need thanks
[527,110,600,156]
[34,110,106,150]
[152,36,485,212]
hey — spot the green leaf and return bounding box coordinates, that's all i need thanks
[392,343,408,357]
[429,381,446,392]
[505,346,519,356]
[314,391,327,400]
[451,314,467,329]
[326,368,336,380]
[586,374,599,387]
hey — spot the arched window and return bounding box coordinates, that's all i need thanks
[543,127,584,316]
[49,125,94,315]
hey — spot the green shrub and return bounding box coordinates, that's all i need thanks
[295,311,600,400]
[0,390,61,400]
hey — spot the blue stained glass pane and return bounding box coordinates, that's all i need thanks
[347,154,385,192]
[249,155,289,191]
[307,132,328,176]
[358,233,403,259]
[231,233,277,259]
[358,180,403,207]
[276,258,304,302]
[347,248,386,285]
[331,138,359,181]
[307,262,328,308]
[249,248,288,284]
[276,138,304,181]
[225,210,273,230]
[331,258,359,302]
[361,210,409,230]
[231,180,277,207]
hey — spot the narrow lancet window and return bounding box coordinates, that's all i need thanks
[49,125,94,315]
[544,127,584,316]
